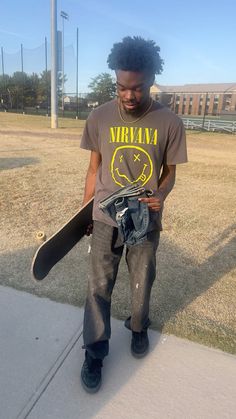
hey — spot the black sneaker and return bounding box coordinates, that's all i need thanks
[81,351,103,393]
[131,330,149,358]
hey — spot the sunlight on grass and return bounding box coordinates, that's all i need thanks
[0,112,86,130]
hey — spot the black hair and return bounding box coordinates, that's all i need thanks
[107,36,164,76]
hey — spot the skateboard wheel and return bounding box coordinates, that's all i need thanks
[36,231,46,243]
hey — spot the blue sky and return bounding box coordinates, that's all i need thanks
[0,0,235,93]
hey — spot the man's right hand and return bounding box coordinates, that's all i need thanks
[86,222,93,236]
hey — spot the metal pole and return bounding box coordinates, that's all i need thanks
[1,47,4,107]
[51,0,58,128]
[60,11,68,117]
[76,27,79,119]
[62,16,64,115]
[1,47,4,77]
[45,36,49,116]
[21,43,24,113]
[202,92,208,131]
[1,47,4,96]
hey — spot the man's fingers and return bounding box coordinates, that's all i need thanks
[147,203,161,212]
[138,197,156,203]
[138,196,163,212]
[86,223,93,236]
[139,197,161,205]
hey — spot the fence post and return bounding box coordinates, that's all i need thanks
[202,92,208,131]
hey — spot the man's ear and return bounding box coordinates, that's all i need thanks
[149,74,155,86]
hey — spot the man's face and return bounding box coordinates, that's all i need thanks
[116,70,154,115]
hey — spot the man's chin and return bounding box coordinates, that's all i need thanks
[122,103,140,114]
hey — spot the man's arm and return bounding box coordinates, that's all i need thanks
[82,150,101,206]
[139,164,176,212]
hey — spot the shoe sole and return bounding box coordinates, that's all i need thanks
[131,346,149,359]
[80,375,102,394]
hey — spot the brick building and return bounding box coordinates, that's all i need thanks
[150,83,236,116]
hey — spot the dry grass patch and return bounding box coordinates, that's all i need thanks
[0,113,235,354]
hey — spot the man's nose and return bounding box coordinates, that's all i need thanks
[125,89,135,100]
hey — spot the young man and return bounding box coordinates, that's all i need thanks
[80,36,187,393]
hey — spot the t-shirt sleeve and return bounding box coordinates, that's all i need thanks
[165,118,188,165]
[80,110,100,152]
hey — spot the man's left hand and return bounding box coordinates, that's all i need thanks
[138,193,164,212]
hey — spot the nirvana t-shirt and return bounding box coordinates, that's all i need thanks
[80,99,187,229]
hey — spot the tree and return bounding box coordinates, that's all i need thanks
[87,73,116,105]
[37,70,51,107]
[0,74,10,109]
[8,72,26,109]
[0,70,65,110]
[24,73,39,107]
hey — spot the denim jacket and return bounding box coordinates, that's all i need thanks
[99,184,154,246]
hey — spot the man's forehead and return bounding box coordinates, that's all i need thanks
[115,70,150,88]
[116,81,145,89]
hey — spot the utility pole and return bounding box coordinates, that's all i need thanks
[60,10,69,116]
[21,44,24,113]
[51,0,58,128]
[76,27,79,119]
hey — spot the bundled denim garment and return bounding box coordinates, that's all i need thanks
[99,184,153,246]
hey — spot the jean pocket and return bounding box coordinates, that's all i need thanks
[116,208,134,243]
[128,199,149,236]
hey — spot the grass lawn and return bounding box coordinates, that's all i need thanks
[0,111,86,130]
[1,112,236,354]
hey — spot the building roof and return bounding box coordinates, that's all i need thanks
[151,83,236,94]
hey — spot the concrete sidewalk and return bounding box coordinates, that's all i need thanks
[0,285,236,419]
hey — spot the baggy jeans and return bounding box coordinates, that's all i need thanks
[83,221,160,359]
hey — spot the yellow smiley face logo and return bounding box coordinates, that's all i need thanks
[111,146,153,187]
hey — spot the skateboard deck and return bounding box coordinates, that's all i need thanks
[31,198,94,281]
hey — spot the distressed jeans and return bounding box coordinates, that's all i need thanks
[99,183,154,246]
[83,220,160,360]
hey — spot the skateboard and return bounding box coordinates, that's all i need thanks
[31,197,94,281]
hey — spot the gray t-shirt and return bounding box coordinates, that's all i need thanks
[80,99,187,229]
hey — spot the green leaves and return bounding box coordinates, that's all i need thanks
[87,73,116,105]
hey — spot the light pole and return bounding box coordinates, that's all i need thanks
[60,10,69,116]
[76,27,79,119]
[51,0,58,128]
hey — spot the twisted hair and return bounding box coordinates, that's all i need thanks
[107,36,164,76]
